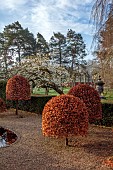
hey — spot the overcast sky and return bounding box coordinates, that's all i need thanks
[0,0,95,60]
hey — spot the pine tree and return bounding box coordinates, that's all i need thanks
[49,32,67,66]
[66,29,87,79]
[36,33,50,57]
[2,21,36,64]
[0,32,14,79]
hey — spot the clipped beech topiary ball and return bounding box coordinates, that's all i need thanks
[42,94,88,138]
[6,75,31,100]
[0,98,6,113]
[68,84,102,123]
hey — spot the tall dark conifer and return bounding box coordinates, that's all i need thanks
[49,32,67,66]
[66,29,87,78]
[2,21,36,64]
[36,33,50,57]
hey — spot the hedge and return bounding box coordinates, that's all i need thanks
[7,95,56,114]
[0,80,7,100]
[97,103,113,127]
[6,95,113,127]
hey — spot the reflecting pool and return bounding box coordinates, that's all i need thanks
[0,127,17,147]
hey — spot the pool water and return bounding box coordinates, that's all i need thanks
[0,127,17,147]
[0,136,7,147]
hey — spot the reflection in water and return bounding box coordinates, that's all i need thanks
[0,136,7,147]
[0,127,17,147]
[0,127,7,147]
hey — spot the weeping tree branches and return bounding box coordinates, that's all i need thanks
[91,0,113,31]
[91,0,113,54]
[91,0,113,48]
[91,1,113,87]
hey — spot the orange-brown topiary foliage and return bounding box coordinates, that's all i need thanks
[68,84,102,123]
[6,75,31,115]
[0,98,6,113]
[42,94,88,138]
[6,75,31,100]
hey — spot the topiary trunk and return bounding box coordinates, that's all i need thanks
[16,100,18,115]
[65,137,68,146]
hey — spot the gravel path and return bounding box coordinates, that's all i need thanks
[0,109,113,170]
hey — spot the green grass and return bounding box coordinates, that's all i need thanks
[33,87,113,102]
[101,89,113,103]
[33,87,70,95]
[104,89,113,99]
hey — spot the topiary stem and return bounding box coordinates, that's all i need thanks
[16,100,18,115]
[65,137,68,146]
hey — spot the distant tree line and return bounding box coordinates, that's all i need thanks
[0,21,90,93]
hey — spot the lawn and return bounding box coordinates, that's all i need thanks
[33,87,70,95]
[33,87,113,101]
[101,89,113,103]
[104,89,113,99]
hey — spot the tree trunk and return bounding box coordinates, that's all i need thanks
[49,82,64,95]
[16,100,18,115]
[39,81,64,95]
[45,87,49,95]
[65,137,68,146]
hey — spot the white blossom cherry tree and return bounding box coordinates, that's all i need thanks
[8,55,70,94]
